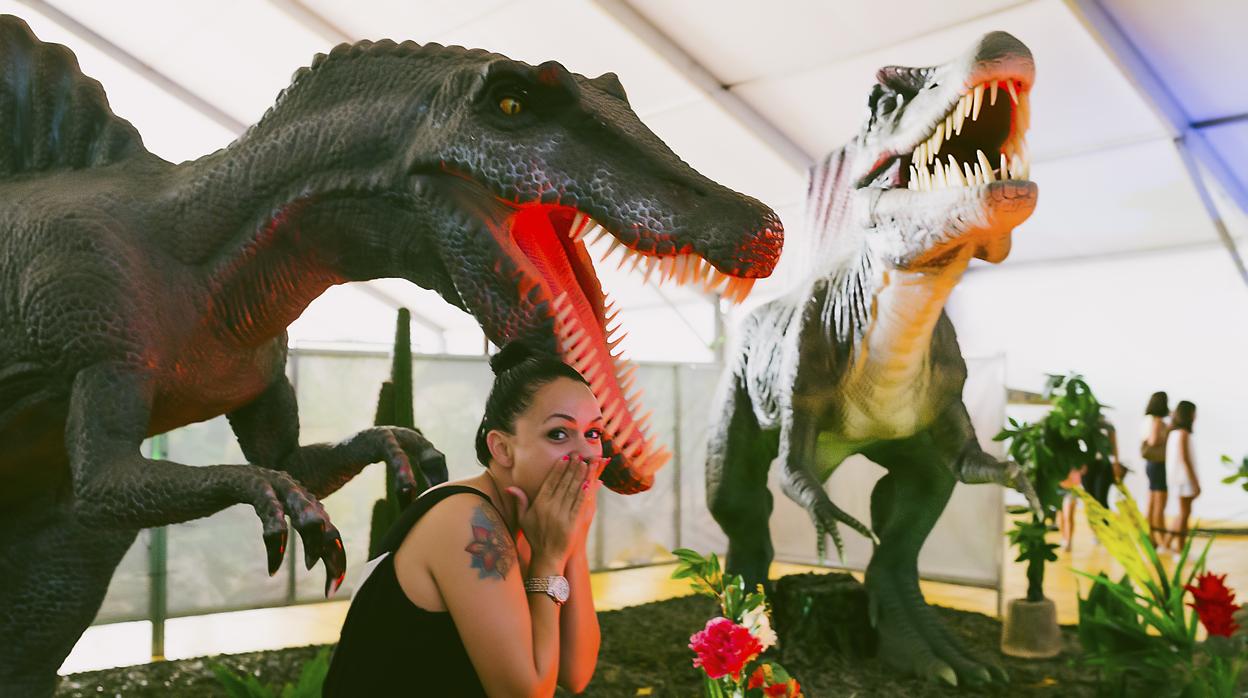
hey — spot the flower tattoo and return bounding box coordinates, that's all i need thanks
[464,504,514,580]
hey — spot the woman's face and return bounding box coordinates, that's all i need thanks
[497,377,604,498]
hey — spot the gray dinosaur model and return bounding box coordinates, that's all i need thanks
[706,31,1039,686]
[0,16,782,696]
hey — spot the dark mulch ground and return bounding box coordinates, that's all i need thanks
[58,594,1097,697]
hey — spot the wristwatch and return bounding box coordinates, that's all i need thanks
[524,575,570,606]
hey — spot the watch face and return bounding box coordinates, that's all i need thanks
[550,576,570,603]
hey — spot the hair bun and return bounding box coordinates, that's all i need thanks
[489,341,538,375]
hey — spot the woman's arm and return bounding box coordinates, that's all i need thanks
[415,496,562,697]
[557,545,600,693]
[1179,431,1200,496]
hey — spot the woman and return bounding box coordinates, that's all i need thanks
[324,342,604,696]
[1165,400,1200,553]
[1140,391,1169,546]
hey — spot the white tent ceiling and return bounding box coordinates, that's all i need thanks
[1,0,1244,358]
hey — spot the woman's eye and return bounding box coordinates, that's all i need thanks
[586,429,603,440]
[547,428,568,441]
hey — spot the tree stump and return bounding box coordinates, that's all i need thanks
[772,572,877,661]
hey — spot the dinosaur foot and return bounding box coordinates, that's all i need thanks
[866,567,1007,687]
[238,465,347,596]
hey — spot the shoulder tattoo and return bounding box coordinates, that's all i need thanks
[463,503,515,580]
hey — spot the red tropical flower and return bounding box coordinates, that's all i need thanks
[689,617,763,680]
[747,664,802,697]
[1186,572,1241,637]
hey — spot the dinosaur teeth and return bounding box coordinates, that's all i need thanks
[990,81,999,106]
[1006,79,1019,105]
[972,83,985,122]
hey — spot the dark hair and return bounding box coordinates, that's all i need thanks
[474,341,589,466]
[1171,400,1196,433]
[1145,391,1169,417]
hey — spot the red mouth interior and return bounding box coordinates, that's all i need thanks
[506,204,668,488]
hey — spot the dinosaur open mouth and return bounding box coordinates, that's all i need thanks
[504,204,758,490]
[900,78,1030,192]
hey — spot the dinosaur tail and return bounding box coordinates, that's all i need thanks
[0,14,148,178]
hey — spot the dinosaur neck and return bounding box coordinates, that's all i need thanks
[854,259,968,382]
[166,118,428,347]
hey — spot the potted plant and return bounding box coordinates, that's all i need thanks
[995,373,1113,658]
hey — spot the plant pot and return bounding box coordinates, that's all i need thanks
[1000,597,1062,658]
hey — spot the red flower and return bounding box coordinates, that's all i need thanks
[1186,572,1241,638]
[689,617,763,680]
[746,664,803,696]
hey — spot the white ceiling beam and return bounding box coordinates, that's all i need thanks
[264,0,353,45]
[1064,0,1248,289]
[16,0,248,133]
[591,0,814,173]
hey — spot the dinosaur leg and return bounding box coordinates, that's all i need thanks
[0,497,138,698]
[227,373,448,506]
[706,373,776,588]
[865,443,1003,687]
[68,362,345,594]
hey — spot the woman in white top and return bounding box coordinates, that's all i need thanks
[1165,400,1200,552]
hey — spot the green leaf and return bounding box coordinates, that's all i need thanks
[210,662,274,698]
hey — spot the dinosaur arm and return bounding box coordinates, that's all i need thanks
[777,412,877,557]
[934,400,1041,515]
[225,374,448,504]
[66,362,346,593]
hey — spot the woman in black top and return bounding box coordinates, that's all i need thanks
[324,342,604,696]
[1141,391,1169,547]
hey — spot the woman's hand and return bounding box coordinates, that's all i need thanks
[505,456,590,569]
[570,457,607,549]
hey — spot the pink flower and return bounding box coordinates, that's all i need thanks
[689,617,763,680]
[1186,572,1241,638]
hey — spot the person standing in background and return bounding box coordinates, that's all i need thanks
[1140,391,1169,547]
[1083,416,1119,509]
[1165,400,1200,553]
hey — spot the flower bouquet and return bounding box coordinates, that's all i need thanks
[671,548,802,698]
[1073,484,1245,695]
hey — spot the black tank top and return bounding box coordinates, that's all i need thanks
[323,485,492,697]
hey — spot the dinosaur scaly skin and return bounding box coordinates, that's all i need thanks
[706,32,1039,687]
[0,16,781,696]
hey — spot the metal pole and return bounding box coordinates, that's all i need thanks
[672,364,683,550]
[147,433,169,661]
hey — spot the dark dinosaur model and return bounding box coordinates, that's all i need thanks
[0,16,782,695]
[706,32,1039,687]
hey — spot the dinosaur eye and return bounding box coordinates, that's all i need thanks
[499,96,523,116]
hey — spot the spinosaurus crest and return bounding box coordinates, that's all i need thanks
[0,15,148,177]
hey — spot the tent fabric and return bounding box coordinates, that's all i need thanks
[0,2,1241,538]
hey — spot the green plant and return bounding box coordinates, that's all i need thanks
[210,647,331,698]
[995,373,1113,601]
[368,308,427,558]
[1220,455,1248,493]
[1073,485,1245,696]
[671,549,803,698]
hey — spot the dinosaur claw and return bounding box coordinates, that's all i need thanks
[934,664,958,687]
[301,525,324,571]
[964,666,992,686]
[263,527,288,576]
[397,483,415,509]
[322,528,346,597]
